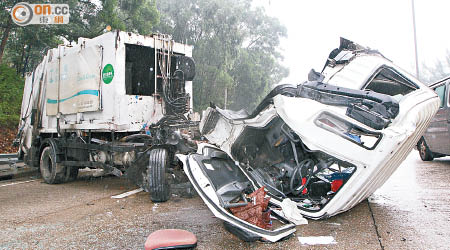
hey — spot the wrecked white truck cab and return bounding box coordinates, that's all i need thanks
[178,38,439,241]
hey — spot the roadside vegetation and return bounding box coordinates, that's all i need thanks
[0,64,23,153]
[1,0,448,153]
[0,0,287,153]
[0,64,23,127]
[420,50,450,84]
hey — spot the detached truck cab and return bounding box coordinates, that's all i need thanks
[16,31,197,202]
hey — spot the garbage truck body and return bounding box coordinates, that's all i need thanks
[17,31,197,201]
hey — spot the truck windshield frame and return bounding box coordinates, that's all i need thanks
[363,66,418,96]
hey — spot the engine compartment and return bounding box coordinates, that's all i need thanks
[230,117,356,211]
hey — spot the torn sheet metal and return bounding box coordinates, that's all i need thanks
[111,188,144,199]
[229,187,272,229]
[196,38,440,220]
[177,150,297,243]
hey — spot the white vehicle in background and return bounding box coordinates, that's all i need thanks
[178,38,440,242]
[16,31,197,202]
[417,76,450,161]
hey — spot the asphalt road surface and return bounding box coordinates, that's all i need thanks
[0,151,449,249]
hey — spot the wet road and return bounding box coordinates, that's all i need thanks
[369,152,450,249]
[0,151,449,249]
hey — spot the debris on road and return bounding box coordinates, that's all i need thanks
[152,203,159,212]
[298,236,337,245]
[144,229,197,250]
[279,198,308,225]
[111,188,144,199]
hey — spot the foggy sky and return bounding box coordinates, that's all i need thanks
[256,0,450,84]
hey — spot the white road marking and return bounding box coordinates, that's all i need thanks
[0,179,37,187]
[111,188,144,199]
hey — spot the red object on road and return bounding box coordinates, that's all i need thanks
[331,179,343,192]
[144,229,197,250]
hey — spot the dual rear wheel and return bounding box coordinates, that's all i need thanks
[39,143,171,202]
[40,146,78,184]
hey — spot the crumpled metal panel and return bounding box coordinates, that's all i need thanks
[229,187,271,229]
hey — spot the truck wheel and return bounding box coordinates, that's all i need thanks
[418,137,434,161]
[40,146,66,184]
[147,148,171,202]
[64,166,79,182]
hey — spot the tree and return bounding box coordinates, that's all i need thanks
[0,0,160,75]
[4,24,62,75]
[98,0,159,36]
[420,51,450,84]
[155,0,288,112]
[0,0,17,65]
[0,0,160,127]
[228,49,288,110]
[0,64,23,127]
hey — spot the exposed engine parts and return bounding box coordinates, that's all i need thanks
[236,118,355,210]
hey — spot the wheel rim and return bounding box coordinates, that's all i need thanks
[44,153,53,174]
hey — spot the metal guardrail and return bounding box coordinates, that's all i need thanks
[0,153,19,165]
[0,153,18,159]
[0,153,35,179]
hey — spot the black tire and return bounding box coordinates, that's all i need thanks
[39,146,66,184]
[64,166,79,182]
[418,137,434,161]
[147,148,171,202]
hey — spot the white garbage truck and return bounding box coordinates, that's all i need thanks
[16,31,197,202]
